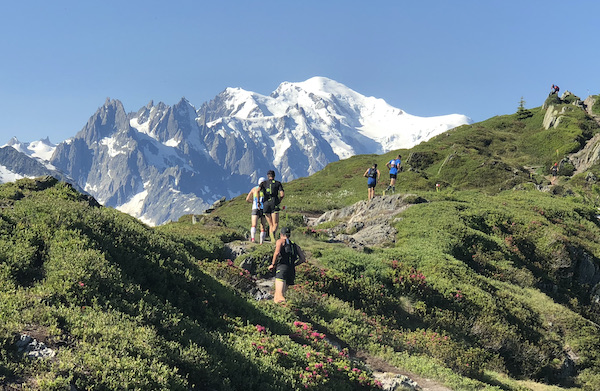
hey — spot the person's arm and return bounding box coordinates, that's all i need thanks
[377,170,381,180]
[245,189,254,203]
[386,161,391,169]
[268,240,283,270]
[295,246,306,266]
[363,169,369,177]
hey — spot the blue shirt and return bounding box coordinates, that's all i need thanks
[388,159,401,175]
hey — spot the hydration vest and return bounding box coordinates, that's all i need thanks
[252,187,264,210]
[264,180,280,203]
[280,239,298,266]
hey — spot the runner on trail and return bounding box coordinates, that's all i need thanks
[245,176,268,244]
[385,154,402,194]
[363,163,380,201]
[268,227,306,303]
[260,170,285,241]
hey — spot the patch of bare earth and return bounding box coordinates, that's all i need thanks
[356,351,453,391]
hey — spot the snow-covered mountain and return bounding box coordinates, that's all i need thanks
[6,137,57,162]
[1,77,471,225]
[197,77,471,182]
[0,138,78,187]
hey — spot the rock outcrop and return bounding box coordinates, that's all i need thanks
[310,193,426,250]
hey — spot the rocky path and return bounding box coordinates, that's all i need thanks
[309,193,425,250]
[356,351,453,391]
[229,193,456,390]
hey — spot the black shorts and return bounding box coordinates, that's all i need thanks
[389,173,397,179]
[275,263,295,285]
[263,200,280,214]
[251,209,264,217]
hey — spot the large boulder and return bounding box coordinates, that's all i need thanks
[311,193,426,250]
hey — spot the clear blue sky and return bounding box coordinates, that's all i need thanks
[1,1,598,143]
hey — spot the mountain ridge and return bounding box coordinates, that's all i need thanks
[1,77,471,225]
[2,90,600,390]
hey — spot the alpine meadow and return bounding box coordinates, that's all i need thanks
[2,91,600,390]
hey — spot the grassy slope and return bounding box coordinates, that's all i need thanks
[1,94,600,390]
[204,94,600,389]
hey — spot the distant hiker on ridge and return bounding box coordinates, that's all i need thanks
[385,154,402,194]
[551,84,560,95]
[260,170,285,241]
[245,176,267,244]
[268,227,306,303]
[363,163,380,201]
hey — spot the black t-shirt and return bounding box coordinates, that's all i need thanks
[260,179,284,204]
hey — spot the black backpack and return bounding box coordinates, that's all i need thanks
[263,180,280,203]
[282,239,298,265]
[368,168,377,178]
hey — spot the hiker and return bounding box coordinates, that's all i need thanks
[268,227,306,303]
[363,163,380,201]
[550,162,559,184]
[260,169,285,241]
[385,154,402,193]
[245,176,268,244]
[551,84,560,95]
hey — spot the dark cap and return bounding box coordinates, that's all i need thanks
[280,227,291,235]
[267,169,275,177]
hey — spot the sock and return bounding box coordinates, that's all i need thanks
[260,231,266,244]
[250,227,256,241]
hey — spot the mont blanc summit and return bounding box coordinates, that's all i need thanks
[2,77,471,225]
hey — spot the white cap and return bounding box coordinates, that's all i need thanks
[258,177,266,185]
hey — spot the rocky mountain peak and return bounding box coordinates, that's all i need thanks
[2,77,471,225]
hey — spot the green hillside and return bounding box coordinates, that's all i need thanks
[2,92,600,390]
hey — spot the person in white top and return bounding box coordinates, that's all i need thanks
[245,177,268,243]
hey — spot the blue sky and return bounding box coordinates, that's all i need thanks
[1,1,598,143]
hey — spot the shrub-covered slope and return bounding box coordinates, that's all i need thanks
[0,178,384,390]
[203,93,600,389]
[2,93,600,390]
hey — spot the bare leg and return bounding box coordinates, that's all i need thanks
[250,215,258,241]
[274,279,287,303]
[272,212,280,238]
[264,213,274,240]
[259,215,267,244]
